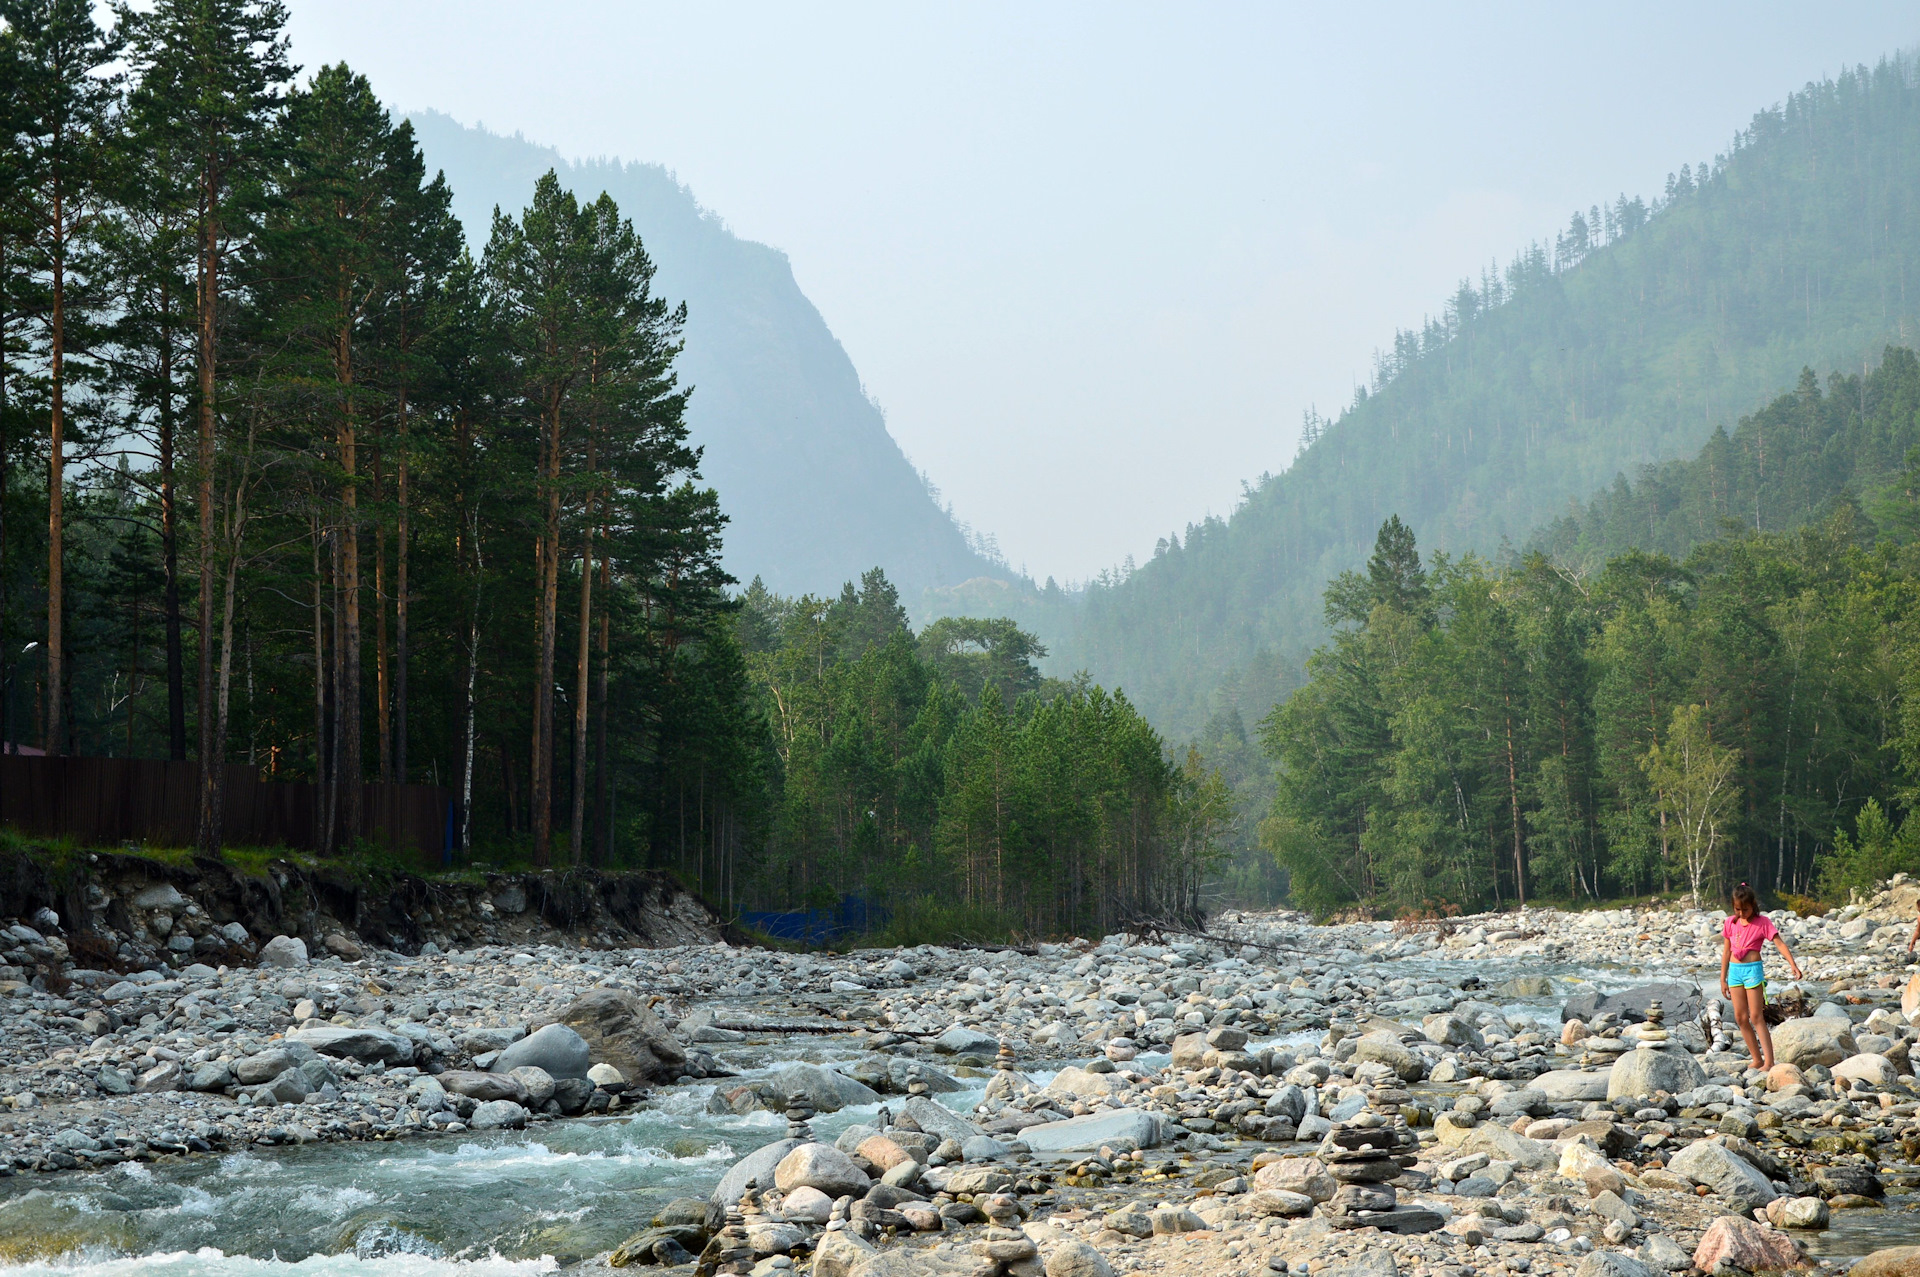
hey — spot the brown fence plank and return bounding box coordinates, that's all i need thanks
[0,757,453,865]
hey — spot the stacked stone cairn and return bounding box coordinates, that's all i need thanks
[1637,1000,1669,1049]
[1322,1123,1440,1235]
[968,1192,1043,1277]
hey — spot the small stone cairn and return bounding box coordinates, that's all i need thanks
[1323,1123,1439,1234]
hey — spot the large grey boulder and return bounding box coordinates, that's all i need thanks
[1017,1109,1164,1153]
[1351,1031,1422,1080]
[1668,1139,1778,1214]
[1563,982,1702,1025]
[1044,1067,1133,1100]
[555,988,686,1083]
[491,1023,592,1079]
[771,1062,882,1113]
[711,1138,803,1206]
[287,1025,415,1065]
[438,1070,529,1102]
[933,1025,999,1056]
[1535,1069,1610,1102]
[1574,1252,1661,1277]
[257,934,308,968]
[1770,1018,1856,1069]
[1607,1047,1706,1100]
[469,1099,530,1130]
[254,1067,313,1105]
[887,1057,963,1094]
[902,1095,982,1145]
[1423,1014,1483,1048]
[774,1143,871,1198]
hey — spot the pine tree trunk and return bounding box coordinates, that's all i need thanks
[311,519,326,850]
[592,554,610,865]
[568,453,596,863]
[337,341,362,848]
[194,186,221,852]
[530,396,562,866]
[45,198,65,757]
[160,320,186,761]
[395,390,410,785]
[373,449,390,783]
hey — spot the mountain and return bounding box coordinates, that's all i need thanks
[405,111,1005,604]
[1050,55,1920,739]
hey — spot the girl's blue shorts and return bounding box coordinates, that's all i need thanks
[1728,960,1765,989]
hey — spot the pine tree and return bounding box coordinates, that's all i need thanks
[118,0,291,849]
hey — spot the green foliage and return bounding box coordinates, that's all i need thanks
[1054,56,1920,739]
[735,569,1225,935]
[1817,799,1920,900]
[1263,497,1920,916]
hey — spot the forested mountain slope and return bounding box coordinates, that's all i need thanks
[407,112,1003,603]
[1058,56,1920,739]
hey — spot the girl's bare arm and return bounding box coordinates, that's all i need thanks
[1773,935,1802,980]
[1720,935,1732,996]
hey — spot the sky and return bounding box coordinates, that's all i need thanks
[282,3,1918,583]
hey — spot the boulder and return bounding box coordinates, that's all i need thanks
[555,988,686,1083]
[1770,1018,1856,1069]
[135,1060,182,1093]
[1246,1189,1315,1217]
[258,934,308,968]
[1668,1140,1778,1214]
[711,1138,802,1206]
[782,1185,834,1223]
[1170,1033,1209,1069]
[944,1166,1014,1195]
[1637,1237,1694,1272]
[286,1025,415,1065]
[438,1070,529,1103]
[773,1143,871,1198]
[1436,1121,1551,1167]
[1574,1253,1661,1277]
[1692,1214,1809,1272]
[1535,1069,1611,1102]
[1855,1250,1920,1277]
[1264,1084,1307,1122]
[508,1066,556,1105]
[933,1025,999,1056]
[1832,1053,1899,1088]
[233,1049,299,1086]
[888,1057,964,1094]
[469,1099,530,1130]
[1607,1046,1706,1100]
[254,1067,311,1104]
[857,1135,918,1171]
[1044,1067,1133,1100]
[902,1095,982,1145]
[1253,1157,1335,1202]
[492,1023,591,1079]
[552,1077,593,1115]
[811,1231,878,1277]
[1045,1240,1115,1277]
[1018,1109,1163,1153]
[1765,1197,1830,1230]
[1423,1014,1483,1048]
[769,1062,881,1113]
[187,1062,232,1092]
[322,933,363,960]
[1351,1031,1422,1080]
[1563,982,1702,1026]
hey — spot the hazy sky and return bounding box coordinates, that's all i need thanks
[284,3,1916,583]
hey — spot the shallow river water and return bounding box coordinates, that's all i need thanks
[3,948,1914,1273]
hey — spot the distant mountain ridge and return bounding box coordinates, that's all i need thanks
[406,111,1006,606]
[1047,54,1920,738]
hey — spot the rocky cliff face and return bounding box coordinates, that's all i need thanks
[0,847,721,987]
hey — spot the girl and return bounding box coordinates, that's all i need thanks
[1720,882,1803,1071]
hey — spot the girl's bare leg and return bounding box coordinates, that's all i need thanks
[1731,986,1764,1069]
[1746,986,1777,1068]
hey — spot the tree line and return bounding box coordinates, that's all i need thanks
[0,1,1221,934]
[717,571,1229,934]
[0,0,744,866]
[1262,484,1920,914]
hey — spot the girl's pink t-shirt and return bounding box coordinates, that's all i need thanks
[1723,913,1778,959]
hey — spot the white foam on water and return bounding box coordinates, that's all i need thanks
[0,1247,558,1277]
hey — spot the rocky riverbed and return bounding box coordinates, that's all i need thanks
[8,873,1920,1277]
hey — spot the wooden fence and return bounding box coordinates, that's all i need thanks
[0,756,454,865]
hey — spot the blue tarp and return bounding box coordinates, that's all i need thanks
[741,895,889,945]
